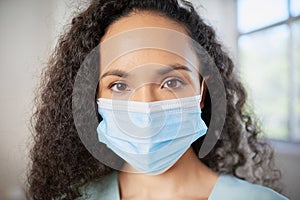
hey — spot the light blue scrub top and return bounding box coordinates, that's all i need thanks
[77,171,288,200]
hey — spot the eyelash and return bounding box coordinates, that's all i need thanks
[161,77,186,90]
[108,81,130,93]
[108,77,187,93]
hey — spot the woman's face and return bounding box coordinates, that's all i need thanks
[98,11,201,102]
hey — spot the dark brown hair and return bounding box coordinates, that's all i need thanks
[27,0,281,199]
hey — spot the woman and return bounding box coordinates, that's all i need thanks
[27,0,288,199]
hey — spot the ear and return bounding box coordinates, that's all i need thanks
[200,76,209,109]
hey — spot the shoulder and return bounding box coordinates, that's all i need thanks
[209,174,288,200]
[76,171,119,200]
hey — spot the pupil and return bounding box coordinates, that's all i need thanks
[117,83,126,90]
[167,80,176,87]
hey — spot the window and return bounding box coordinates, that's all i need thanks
[237,0,300,142]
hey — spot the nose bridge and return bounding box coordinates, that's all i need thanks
[130,83,158,102]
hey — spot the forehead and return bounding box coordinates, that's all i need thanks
[101,11,188,41]
[99,11,199,74]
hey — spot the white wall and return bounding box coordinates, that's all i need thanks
[191,0,238,61]
[272,141,300,200]
[0,0,299,199]
[0,1,49,199]
[0,0,76,199]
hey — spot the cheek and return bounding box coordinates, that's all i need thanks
[98,81,110,98]
[171,88,198,97]
[190,75,201,94]
[181,74,201,96]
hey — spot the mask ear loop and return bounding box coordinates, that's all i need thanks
[199,78,205,104]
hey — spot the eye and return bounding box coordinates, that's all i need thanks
[109,82,130,93]
[162,78,185,89]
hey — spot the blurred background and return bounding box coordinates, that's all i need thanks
[0,0,299,199]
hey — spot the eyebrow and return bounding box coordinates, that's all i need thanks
[157,63,192,75]
[100,69,129,79]
[100,63,192,79]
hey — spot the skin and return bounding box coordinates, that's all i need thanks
[98,11,218,200]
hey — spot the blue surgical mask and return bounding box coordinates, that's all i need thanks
[96,95,207,174]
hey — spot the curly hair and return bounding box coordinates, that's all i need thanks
[27,0,282,199]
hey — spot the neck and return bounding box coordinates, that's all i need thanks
[118,147,218,199]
